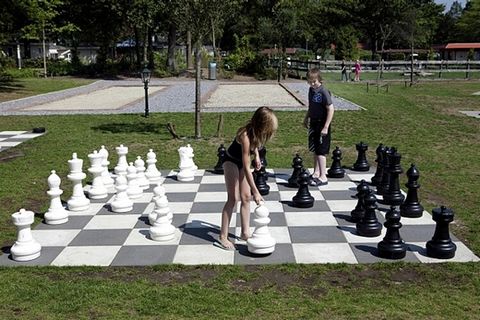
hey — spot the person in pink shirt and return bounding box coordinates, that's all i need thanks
[354,60,361,81]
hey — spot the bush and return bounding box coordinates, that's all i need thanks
[4,68,39,78]
[389,52,405,61]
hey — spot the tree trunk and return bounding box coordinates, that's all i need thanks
[187,30,193,70]
[42,25,47,78]
[194,41,202,139]
[410,42,414,86]
[134,26,141,68]
[167,24,177,72]
[211,18,216,58]
[143,27,148,66]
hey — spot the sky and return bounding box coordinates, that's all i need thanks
[434,0,467,11]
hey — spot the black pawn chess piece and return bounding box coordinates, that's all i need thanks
[350,180,370,223]
[213,144,226,174]
[327,146,345,178]
[292,168,314,208]
[376,147,393,195]
[426,206,457,259]
[381,149,405,206]
[400,164,424,218]
[254,165,270,195]
[377,206,407,259]
[356,190,382,237]
[288,154,303,188]
[371,144,386,186]
[352,141,370,171]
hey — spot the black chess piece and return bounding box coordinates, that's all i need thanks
[259,146,268,181]
[288,154,303,188]
[381,149,405,206]
[254,165,270,195]
[350,180,370,222]
[377,206,407,259]
[292,168,314,208]
[426,206,457,259]
[400,164,424,218]
[370,144,385,186]
[213,144,226,174]
[376,147,393,195]
[327,146,345,178]
[352,141,370,171]
[356,190,382,237]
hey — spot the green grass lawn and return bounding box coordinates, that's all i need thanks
[0,78,479,318]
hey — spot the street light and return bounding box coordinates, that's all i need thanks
[141,67,151,117]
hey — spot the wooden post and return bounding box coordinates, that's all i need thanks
[466,59,470,80]
[216,114,224,138]
[439,60,443,79]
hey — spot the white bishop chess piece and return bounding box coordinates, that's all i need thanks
[177,145,195,182]
[149,196,176,241]
[148,183,172,225]
[10,209,42,261]
[145,149,162,183]
[247,203,276,255]
[44,170,69,225]
[67,153,90,211]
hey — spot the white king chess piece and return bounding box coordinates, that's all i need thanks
[176,145,195,182]
[67,153,90,211]
[11,209,42,261]
[247,203,276,255]
[44,170,69,225]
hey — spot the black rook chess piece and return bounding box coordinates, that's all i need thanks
[356,190,382,237]
[350,180,370,222]
[426,206,457,259]
[377,206,407,259]
[381,149,405,206]
[292,168,314,208]
[371,144,386,186]
[213,144,226,174]
[327,146,345,178]
[352,141,370,171]
[400,164,424,218]
[288,154,303,188]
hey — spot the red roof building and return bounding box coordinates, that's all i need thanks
[442,43,480,60]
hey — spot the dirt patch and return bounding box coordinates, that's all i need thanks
[0,150,25,163]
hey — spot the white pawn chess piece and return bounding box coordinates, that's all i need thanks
[87,150,109,199]
[110,175,133,213]
[134,156,150,190]
[44,170,69,225]
[10,209,42,261]
[114,144,129,176]
[148,184,172,225]
[98,145,114,189]
[149,196,176,241]
[145,149,162,183]
[126,162,143,199]
[247,204,276,255]
[177,145,195,182]
[67,153,90,211]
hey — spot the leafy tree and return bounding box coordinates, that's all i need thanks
[456,0,480,42]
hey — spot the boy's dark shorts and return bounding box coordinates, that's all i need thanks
[308,120,331,156]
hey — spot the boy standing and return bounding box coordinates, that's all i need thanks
[303,68,335,186]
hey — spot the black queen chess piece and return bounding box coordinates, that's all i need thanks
[213,144,226,174]
[370,143,386,187]
[377,206,407,259]
[356,190,382,237]
[352,141,370,171]
[400,164,424,218]
[426,206,457,259]
[288,154,303,188]
[292,168,314,208]
[327,146,345,178]
[350,180,370,223]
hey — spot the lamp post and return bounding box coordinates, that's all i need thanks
[141,67,151,117]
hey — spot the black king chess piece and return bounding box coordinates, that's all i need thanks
[400,164,424,218]
[213,144,226,174]
[288,154,303,188]
[352,141,370,171]
[292,168,314,208]
[350,180,370,222]
[356,190,382,237]
[377,206,407,259]
[371,144,386,186]
[426,206,457,259]
[327,146,345,178]
[381,149,405,206]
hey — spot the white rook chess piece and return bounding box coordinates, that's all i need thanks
[11,209,41,261]
[247,204,276,255]
[111,175,133,213]
[148,184,172,225]
[87,150,108,199]
[114,144,129,176]
[126,162,143,199]
[149,196,176,241]
[134,156,150,190]
[67,153,90,211]
[145,149,162,183]
[177,145,195,182]
[98,145,114,189]
[44,170,69,225]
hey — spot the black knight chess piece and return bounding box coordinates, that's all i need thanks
[371,144,386,186]
[288,154,303,188]
[400,164,424,218]
[426,206,457,259]
[352,141,370,171]
[356,190,382,237]
[350,180,370,222]
[381,149,405,206]
[327,146,345,178]
[377,206,407,259]
[292,168,314,208]
[213,144,226,174]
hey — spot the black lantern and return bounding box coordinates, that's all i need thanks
[141,67,151,117]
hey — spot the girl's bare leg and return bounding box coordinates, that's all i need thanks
[220,162,239,249]
[238,168,251,240]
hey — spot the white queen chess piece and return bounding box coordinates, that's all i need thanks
[44,170,69,225]
[114,144,129,176]
[111,175,133,213]
[10,209,42,261]
[177,145,195,182]
[145,149,162,183]
[98,145,114,189]
[67,153,90,211]
[247,203,276,255]
[87,150,109,199]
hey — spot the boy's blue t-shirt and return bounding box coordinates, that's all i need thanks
[308,85,332,121]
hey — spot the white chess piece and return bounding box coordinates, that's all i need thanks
[134,156,150,190]
[145,149,162,183]
[111,175,133,213]
[126,162,143,199]
[148,184,172,225]
[67,153,90,211]
[185,144,198,171]
[10,209,42,261]
[114,144,129,176]
[149,196,176,241]
[177,145,195,182]
[87,150,109,199]
[44,170,69,225]
[98,145,114,189]
[247,204,276,254]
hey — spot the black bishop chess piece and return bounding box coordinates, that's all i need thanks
[381,149,405,206]
[350,180,370,222]
[376,147,393,196]
[327,146,345,178]
[352,141,370,171]
[400,164,424,218]
[377,206,407,259]
[213,144,226,174]
[426,206,457,259]
[292,168,314,208]
[356,190,382,237]
[370,144,386,187]
[288,154,303,188]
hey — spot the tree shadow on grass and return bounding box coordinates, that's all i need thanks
[0,77,24,93]
[91,122,169,135]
